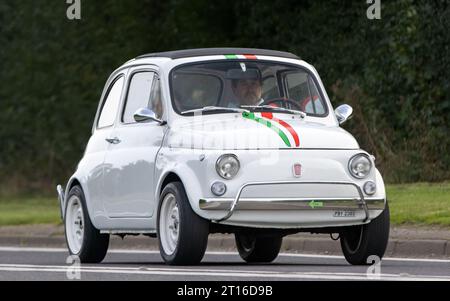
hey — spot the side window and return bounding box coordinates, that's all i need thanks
[149,76,164,119]
[285,72,326,115]
[306,77,325,115]
[98,76,124,128]
[122,71,155,123]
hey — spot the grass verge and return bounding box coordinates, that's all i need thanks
[387,182,449,227]
[0,197,61,226]
[0,182,448,227]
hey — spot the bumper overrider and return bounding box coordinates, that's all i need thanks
[199,181,385,223]
[56,184,65,219]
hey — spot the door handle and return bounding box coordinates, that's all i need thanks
[105,137,121,144]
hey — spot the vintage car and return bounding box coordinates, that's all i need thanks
[57,48,389,266]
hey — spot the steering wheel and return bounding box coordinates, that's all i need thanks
[263,97,303,111]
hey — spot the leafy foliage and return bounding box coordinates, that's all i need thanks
[0,0,448,194]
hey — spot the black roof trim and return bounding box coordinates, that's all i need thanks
[136,48,300,60]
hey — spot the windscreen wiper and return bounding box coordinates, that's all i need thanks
[181,106,247,115]
[240,105,306,118]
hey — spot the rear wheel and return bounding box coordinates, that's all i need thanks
[235,234,282,263]
[157,182,209,265]
[340,202,390,265]
[64,185,109,263]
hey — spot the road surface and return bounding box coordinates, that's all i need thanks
[0,247,449,281]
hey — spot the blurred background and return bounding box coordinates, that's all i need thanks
[0,0,448,201]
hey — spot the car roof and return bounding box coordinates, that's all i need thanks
[135,48,300,60]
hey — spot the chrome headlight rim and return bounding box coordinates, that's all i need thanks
[348,153,372,179]
[215,154,240,180]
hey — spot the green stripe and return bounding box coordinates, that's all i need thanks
[225,54,238,59]
[242,112,291,147]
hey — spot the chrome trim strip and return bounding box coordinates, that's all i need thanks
[210,181,372,223]
[100,230,157,234]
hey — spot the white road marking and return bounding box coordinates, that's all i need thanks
[0,247,67,252]
[279,253,450,263]
[0,246,449,263]
[0,263,449,281]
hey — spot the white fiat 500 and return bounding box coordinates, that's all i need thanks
[57,48,389,266]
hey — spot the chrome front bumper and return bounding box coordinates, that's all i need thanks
[199,181,385,223]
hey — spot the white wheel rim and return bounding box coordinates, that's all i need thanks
[65,196,85,254]
[159,193,180,255]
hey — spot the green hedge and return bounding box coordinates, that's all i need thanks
[0,0,448,194]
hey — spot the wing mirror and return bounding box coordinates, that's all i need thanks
[335,104,353,125]
[133,108,165,125]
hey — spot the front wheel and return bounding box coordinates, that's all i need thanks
[340,202,390,265]
[235,234,283,263]
[64,185,109,263]
[157,182,209,265]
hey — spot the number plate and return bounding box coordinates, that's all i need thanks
[333,210,355,217]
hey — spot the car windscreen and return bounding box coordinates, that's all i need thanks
[170,60,328,117]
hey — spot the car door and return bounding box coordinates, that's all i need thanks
[84,74,126,216]
[102,68,165,218]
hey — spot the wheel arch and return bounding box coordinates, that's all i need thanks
[64,175,100,228]
[156,168,207,219]
[67,178,81,192]
[64,177,80,205]
[158,172,183,197]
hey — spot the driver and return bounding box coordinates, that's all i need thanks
[227,67,264,107]
[232,78,264,106]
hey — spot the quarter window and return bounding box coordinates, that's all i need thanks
[122,72,155,123]
[285,72,325,115]
[149,77,164,119]
[98,76,124,128]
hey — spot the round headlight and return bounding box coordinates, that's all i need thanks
[348,154,372,179]
[216,154,240,179]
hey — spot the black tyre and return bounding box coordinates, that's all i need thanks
[235,234,282,263]
[340,202,390,265]
[64,185,109,263]
[157,182,209,265]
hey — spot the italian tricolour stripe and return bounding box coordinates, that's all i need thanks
[224,54,258,60]
[261,112,300,147]
[241,111,300,148]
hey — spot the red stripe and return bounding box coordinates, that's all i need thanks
[261,112,300,147]
[261,112,273,119]
[243,54,257,60]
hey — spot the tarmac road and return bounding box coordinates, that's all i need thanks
[0,246,449,281]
